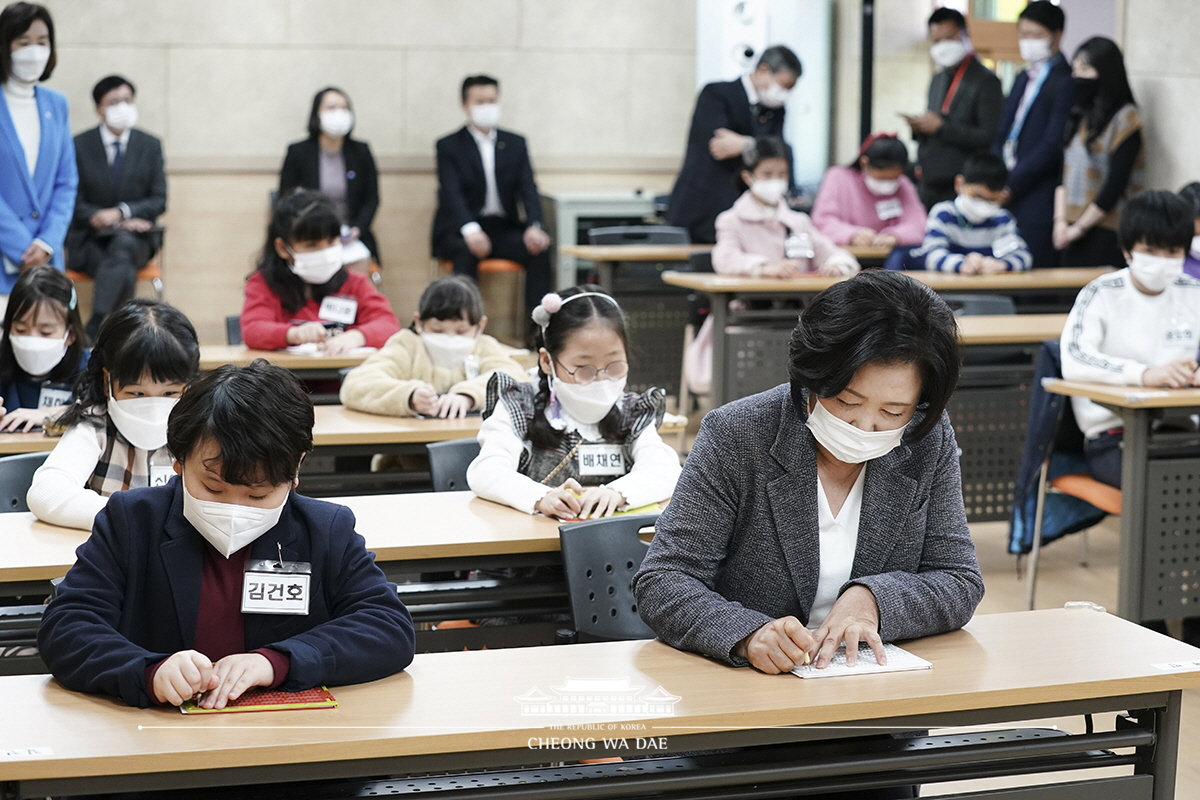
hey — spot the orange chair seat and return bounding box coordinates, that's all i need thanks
[1050,473,1122,516]
[67,260,160,283]
[437,258,523,275]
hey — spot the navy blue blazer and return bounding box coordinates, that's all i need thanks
[37,478,415,708]
[0,85,78,287]
[992,54,1074,225]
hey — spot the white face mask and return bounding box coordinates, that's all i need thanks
[750,178,788,206]
[107,394,177,451]
[10,333,67,377]
[420,331,476,370]
[103,101,138,132]
[1190,235,1200,260]
[1018,37,1052,64]
[182,475,287,559]
[1128,251,1184,293]
[9,44,50,83]
[806,397,907,464]
[864,176,900,196]
[319,108,354,138]
[930,39,969,69]
[469,103,501,130]
[551,374,626,425]
[758,76,790,109]
[955,194,1000,225]
[288,243,344,285]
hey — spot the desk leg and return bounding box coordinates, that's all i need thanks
[1118,407,1151,623]
[1135,689,1181,800]
[710,293,728,407]
[597,260,615,292]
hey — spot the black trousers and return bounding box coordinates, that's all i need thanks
[1061,226,1125,269]
[1083,430,1123,488]
[437,217,553,327]
[69,230,154,329]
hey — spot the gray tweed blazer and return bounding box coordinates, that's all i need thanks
[632,384,984,666]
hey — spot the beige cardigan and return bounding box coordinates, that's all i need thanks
[339,329,530,416]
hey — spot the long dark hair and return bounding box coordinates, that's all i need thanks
[58,299,200,429]
[307,86,353,139]
[848,133,909,172]
[0,3,56,82]
[256,188,347,315]
[0,266,85,385]
[1064,37,1135,147]
[530,287,628,450]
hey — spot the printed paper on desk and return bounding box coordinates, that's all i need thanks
[283,343,377,357]
[791,643,931,678]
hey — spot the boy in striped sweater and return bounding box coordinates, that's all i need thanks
[911,153,1032,273]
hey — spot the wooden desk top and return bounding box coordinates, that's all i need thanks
[955,314,1066,345]
[661,267,1111,294]
[1044,378,1200,408]
[560,244,712,261]
[0,431,56,454]
[2,609,1198,782]
[199,345,371,372]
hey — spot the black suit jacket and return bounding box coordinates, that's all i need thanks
[279,137,380,261]
[430,126,542,256]
[68,126,167,253]
[665,79,786,243]
[916,56,1004,200]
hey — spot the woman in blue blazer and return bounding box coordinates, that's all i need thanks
[0,4,77,292]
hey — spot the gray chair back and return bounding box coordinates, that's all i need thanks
[0,452,49,512]
[559,513,659,641]
[225,315,242,345]
[941,293,1016,316]
[587,225,690,245]
[426,438,481,492]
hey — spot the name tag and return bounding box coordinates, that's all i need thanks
[578,444,627,477]
[242,559,311,616]
[37,386,70,409]
[149,464,174,487]
[992,233,1022,258]
[875,198,903,221]
[464,354,480,380]
[318,295,358,325]
[785,233,815,260]
[1165,316,1195,346]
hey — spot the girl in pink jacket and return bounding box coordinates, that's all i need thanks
[811,133,926,247]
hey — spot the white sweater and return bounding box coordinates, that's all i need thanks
[467,402,682,515]
[3,79,39,176]
[1061,269,1200,439]
[27,423,111,530]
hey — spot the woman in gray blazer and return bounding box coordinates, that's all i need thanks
[634,270,983,675]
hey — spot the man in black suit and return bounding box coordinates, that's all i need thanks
[666,46,801,244]
[431,75,550,328]
[67,75,166,339]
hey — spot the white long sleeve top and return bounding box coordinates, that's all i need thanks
[27,422,110,530]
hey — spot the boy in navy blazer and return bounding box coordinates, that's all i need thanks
[38,360,415,709]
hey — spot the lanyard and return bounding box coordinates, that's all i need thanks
[940,56,973,116]
[1006,60,1052,147]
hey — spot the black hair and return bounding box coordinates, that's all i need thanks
[1117,190,1193,254]
[168,360,313,487]
[960,153,1008,192]
[461,74,499,103]
[59,299,200,430]
[851,135,909,172]
[742,135,789,171]
[0,266,85,385]
[0,2,55,82]
[789,271,961,441]
[418,276,484,326]
[756,45,802,79]
[256,188,347,315]
[1064,37,1134,147]
[306,86,353,139]
[928,7,967,30]
[1019,1,1065,33]
[530,286,628,450]
[1179,182,1200,219]
[92,74,134,106]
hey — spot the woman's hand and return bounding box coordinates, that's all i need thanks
[323,329,366,354]
[152,650,215,706]
[0,406,50,432]
[20,242,51,269]
[577,486,625,520]
[196,653,275,710]
[809,585,885,669]
[850,229,876,247]
[286,321,328,345]
[735,616,816,674]
[536,478,584,519]
[432,393,473,419]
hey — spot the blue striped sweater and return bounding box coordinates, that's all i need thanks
[912,200,1033,273]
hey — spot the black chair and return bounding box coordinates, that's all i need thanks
[0,452,49,512]
[426,439,480,492]
[225,314,242,346]
[558,513,659,642]
[587,225,690,245]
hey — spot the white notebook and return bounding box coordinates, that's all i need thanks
[791,643,931,678]
[283,344,377,357]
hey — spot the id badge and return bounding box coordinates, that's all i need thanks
[875,198,903,221]
[242,558,312,616]
[464,354,480,380]
[578,443,627,477]
[37,386,71,409]
[149,465,174,488]
[992,233,1022,258]
[1164,315,1196,347]
[318,295,358,326]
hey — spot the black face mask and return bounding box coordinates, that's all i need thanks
[1072,76,1099,105]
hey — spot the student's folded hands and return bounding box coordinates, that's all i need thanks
[1143,358,1200,389]
[152,649,275,709]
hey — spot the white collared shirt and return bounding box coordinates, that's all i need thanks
[460,124,504,238]
[808,468,865,628]
[740,73,760,108]
[97,124,133,218]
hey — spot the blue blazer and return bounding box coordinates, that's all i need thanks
[37,478,416,708]
[0,85,78,289]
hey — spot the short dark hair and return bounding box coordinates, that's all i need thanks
[1118,190,1193,254]
[928,7,967,30]
[789,271,961,441]
[307,86,352,139]
[168,360,314,486]
[418,276,484,326]
[0,3,56,82]
[756,45,802,79]
[960,153,1008,192]
[257,188,347,314]
[1019,1,1065,33]
[0,266,85,386]
[461,74,499,103]
[92,74,134,106]
[1179,182,1200,219]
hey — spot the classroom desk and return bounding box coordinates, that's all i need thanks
[1044,379,1200,624]
[1,608,1197,799]
[0,431,55,454]
[200,344,537,374]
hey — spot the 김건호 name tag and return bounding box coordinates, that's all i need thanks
[318,295,358,326]
[242,559,311,615]
[578,443,627,477]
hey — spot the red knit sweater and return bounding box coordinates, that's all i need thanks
[240,270,400,350]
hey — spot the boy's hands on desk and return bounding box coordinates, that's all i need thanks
[735,616,815,674]
[1143,359,1200,388]
[153,650,217,706]
[197,653,275,709]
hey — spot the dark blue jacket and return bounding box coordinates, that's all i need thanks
[0,348,88,412]
[37,478,415,707]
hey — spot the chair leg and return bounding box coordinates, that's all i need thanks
[1078,529,1089,567]
[1025,459,1050,611]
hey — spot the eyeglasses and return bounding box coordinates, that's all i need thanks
[553,358,628,386]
